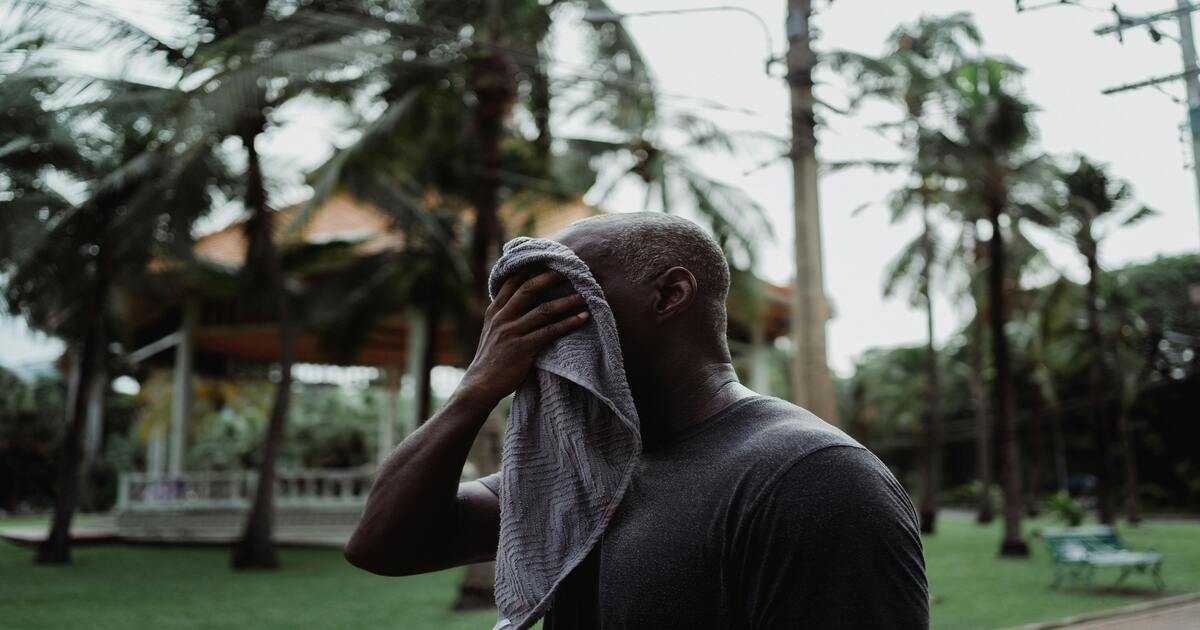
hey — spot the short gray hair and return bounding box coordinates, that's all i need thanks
[571,213,731,336]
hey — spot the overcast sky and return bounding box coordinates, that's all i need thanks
[3,0,1199,377]
[595,0,1200,374]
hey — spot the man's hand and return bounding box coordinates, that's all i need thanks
[460,270,590,405]
[344,269,589,577]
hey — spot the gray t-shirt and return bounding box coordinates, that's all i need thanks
[478,395,928,629]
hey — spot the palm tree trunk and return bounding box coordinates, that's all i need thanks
[467,53,513,304]
[918,203,943,535]
[531,65,551,174]
[36,205,111,564]
[456,51,515,609]
[79,361,107,513]
[1027,396,1045,516]
[987,199,1028,557]
[1048,394,1068,493]
[1115,402,1142,524]
[35,305,103,564]
[232,118,296,570]
[416,286,440,425]
[968,228,995,524]
[1084,245,1115,525]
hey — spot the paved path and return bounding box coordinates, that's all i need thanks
[0,514,351,547]
[1062,598,1200,629]
[0,515,118,545]
[1018,594,1200,630]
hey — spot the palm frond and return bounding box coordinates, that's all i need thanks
[1121,205,1156,227]
[823,159,904,174]
[882,234,924,301]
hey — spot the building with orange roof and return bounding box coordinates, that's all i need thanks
[128,193,791,478]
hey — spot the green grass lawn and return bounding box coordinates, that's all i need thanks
[925,513,1200,629]
[1,513,1196,629]
[0,540,496,630]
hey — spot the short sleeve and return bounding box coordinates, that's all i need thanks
[735,445,928,629]
[475,471,502,497]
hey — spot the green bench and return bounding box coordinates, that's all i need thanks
[1040,526,1165,591]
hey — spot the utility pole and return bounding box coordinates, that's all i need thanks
[1176,0,1200,246]
[1093,1,1200,244]
[786,0,838,424]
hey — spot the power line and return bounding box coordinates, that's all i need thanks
[1095,2,1200,36]
[1014,0,1111,15]
[1083,1,1200,247]
[1101,66,1200,95]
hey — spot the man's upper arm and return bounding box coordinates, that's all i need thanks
[446,478,501,567]
[736,445,928,630]
[476,471,502,497]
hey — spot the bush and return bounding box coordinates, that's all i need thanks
[0,371,64,512]
[945,480,1003,509]
[1045,491,1084,526]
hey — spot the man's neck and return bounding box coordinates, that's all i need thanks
[634,360,757,448]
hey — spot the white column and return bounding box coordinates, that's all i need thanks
[64,345,82,430]
[146,427,166,478]
[82,364,107,474]
[405,307,430,428]
[377,368,400,466]
[168,300,198,477]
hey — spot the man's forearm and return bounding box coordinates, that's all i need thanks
[344,385,498,573]
[344,269,589,575]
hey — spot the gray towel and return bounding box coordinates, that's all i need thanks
[486,236,642,630]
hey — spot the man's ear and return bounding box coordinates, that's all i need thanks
[652,266,697,324]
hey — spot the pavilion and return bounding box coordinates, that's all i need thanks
[111,194,792,542]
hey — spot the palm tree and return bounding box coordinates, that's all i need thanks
[927,58,1042,556]
[1103,268,1164,525]
[293,0,767,604]
[9,0,385,568]
[1,7,218,563]
[1012,277,1075,497]
[160,0,393,569]
[964,227,996,524]
[828,13,980,534]
[1052,156,1154,525]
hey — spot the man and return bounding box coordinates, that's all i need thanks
[345,213,928,628]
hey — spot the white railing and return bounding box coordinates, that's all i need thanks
[117,469,375,511]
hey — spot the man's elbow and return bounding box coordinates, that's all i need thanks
[343,536,408,577]
[342,538,376,573]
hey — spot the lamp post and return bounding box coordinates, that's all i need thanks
[583,6,780,74]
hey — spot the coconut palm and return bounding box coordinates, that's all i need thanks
[925,57,1043,556]
[962,226,996,523]
[15,0,400,568]
[0,6,220,563]
[156,0,399,570]
[828,12,980,534]
[1100,255,1195,524]
[1011,277,1075,497]
[1049,156,1154,524]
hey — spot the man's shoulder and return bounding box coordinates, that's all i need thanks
[723,395,864,465]
[705,396,877,508]
[733,420,918,542]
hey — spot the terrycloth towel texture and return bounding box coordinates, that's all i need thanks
[486,237,642,630]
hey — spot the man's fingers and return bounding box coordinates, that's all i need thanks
[500,270,568,318]
[527,309,591,347]
[489,272,527,314]
[510,293,587,334]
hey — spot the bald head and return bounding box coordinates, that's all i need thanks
[554,212,732,343]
